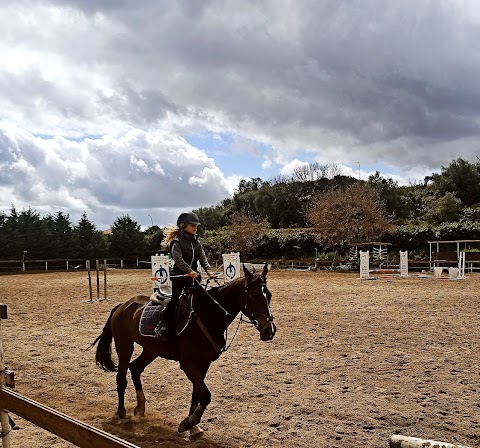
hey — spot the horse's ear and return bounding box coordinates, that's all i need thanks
[262,263,268,277]
[243,264,253,282]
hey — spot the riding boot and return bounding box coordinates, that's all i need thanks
[154,312,169,341]
[154,323,169,341]
[154,300,173,341]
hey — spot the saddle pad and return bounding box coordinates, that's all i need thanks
[139,301,164,337]
[139,295,193,338]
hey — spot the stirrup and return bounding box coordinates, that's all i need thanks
[154,324,169,341]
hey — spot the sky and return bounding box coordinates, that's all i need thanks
[2,0,480,230]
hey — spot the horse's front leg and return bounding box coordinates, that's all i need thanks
[178,386,205,441]
[178,362,211,433]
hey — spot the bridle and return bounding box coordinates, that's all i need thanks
[241,276,275,334]
[190,275,275,355]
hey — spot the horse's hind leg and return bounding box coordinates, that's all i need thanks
[115,341,134,419]
[129,350,157,417]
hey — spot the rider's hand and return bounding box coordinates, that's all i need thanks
[189,271,199,278]
[207,271,215,279]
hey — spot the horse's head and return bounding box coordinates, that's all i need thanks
[242,264,276,341]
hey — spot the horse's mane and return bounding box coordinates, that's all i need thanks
[207,271,265,299]
[208,276,244,297]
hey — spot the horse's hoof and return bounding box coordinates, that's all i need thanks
[117,409,127,419]
[133,407,145,417]
[188,404,203,427]
[189,425,205,441]
[178,417,193,433]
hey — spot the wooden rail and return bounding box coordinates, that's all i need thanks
[0,303,139,448]
[0,388,139,448]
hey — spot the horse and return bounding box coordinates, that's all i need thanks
[92,264,276,439]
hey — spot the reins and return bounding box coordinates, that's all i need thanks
[189,276,270,355]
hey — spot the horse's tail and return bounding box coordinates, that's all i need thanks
[92,303,122,372]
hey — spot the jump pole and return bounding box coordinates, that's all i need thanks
[103,259,107,299]
[95,260,108,300]
[96,260,100,300]
[390,434,473,448]
[86,260,93,301]
[87,260,108,301]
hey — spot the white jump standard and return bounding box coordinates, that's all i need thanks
[359,250,465,280]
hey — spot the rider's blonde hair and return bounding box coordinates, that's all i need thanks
[161,225,180,248]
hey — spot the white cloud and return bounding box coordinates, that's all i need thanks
[0,126,232,228]
[279,159,309,176]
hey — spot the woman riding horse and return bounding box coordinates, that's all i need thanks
[93,264,276,438]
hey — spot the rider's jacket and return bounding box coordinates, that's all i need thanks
[170,230,211,277]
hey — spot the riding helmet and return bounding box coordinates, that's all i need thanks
[177,212,201,227]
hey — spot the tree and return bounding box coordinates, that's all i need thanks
[427,192,462,224]
[16,208,50,259]
[235,178,264,194]
[290,162,342,182]
[0,206,20,259]
[194,205,229,233]
[49,211,74,258]
[368,172,403,219]
[73,213,108,259]
[396,183,433,224]
[307,182,395,249]
[143,225,164,255]
[228,212,270,258]
[109,215,144,258]
[430,158,480,206]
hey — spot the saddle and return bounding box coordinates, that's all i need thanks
[139,287,193,338]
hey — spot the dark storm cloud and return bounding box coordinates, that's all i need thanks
[6,0,480,154]
[3,0,480,227]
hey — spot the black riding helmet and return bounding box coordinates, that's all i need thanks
[177,212,201,227]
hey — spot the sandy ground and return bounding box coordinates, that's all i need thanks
[0,269,478,448]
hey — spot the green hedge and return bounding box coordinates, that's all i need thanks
[202,222,480,262]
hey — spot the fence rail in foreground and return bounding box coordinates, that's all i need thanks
[0,388,139,448]
[0,387,139,448]
[0,303,139,448]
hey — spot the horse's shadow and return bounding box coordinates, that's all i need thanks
[100,413,225,447]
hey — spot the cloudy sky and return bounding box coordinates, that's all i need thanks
[1,0,480,230]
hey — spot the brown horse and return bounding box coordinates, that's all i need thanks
[93,264,276,437]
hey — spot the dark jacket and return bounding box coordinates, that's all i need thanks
[170,230,211,276]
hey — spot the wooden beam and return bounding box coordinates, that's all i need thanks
[0,388,139,448]
[390,434,473,448]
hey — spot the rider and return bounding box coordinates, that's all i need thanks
[155,212,215,341]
